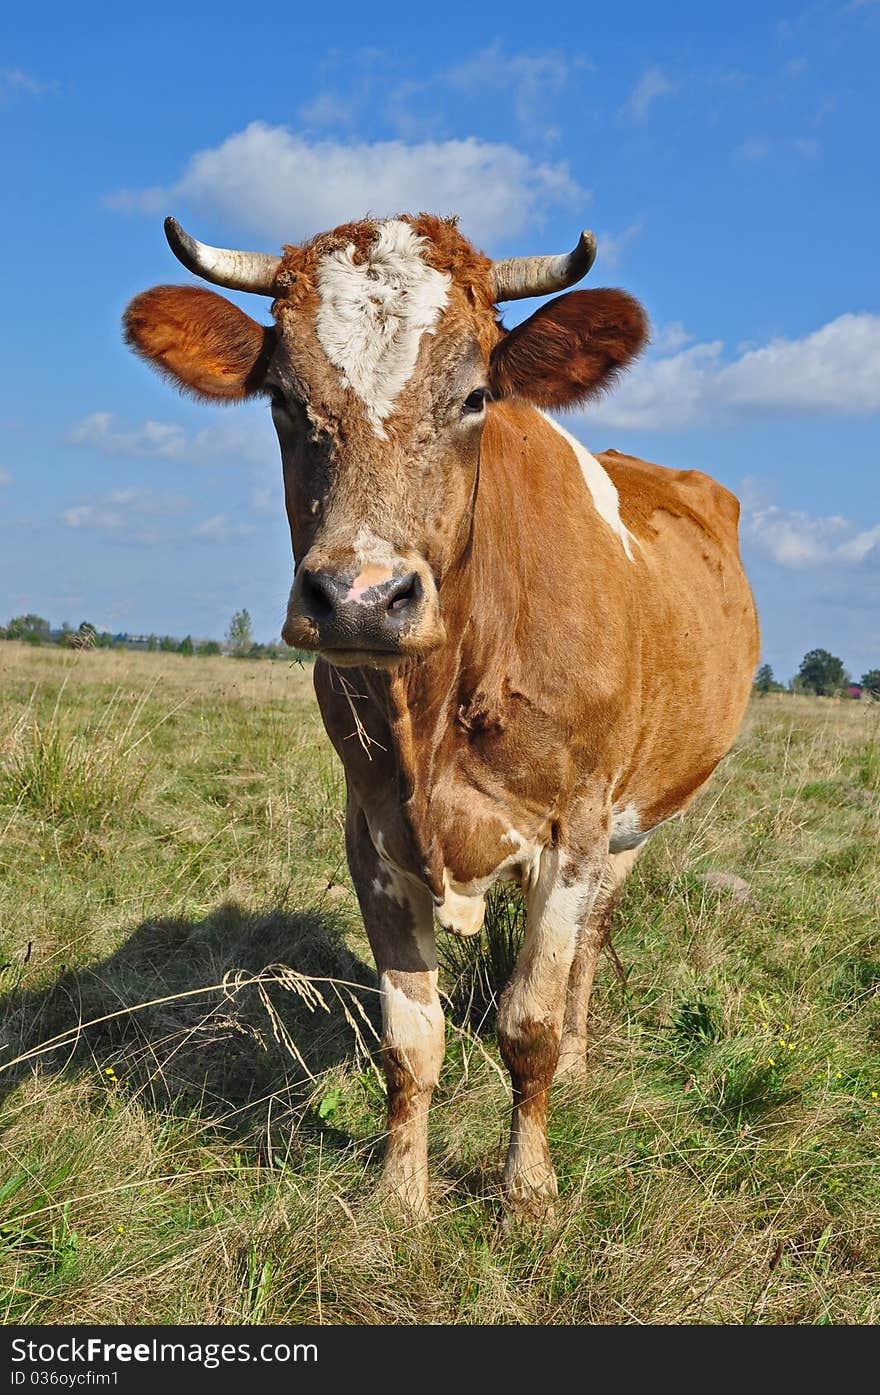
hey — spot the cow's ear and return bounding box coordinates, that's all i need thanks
[123,285,274,401]
[488,289,648,410]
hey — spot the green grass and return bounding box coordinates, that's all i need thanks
[0,642,878,1324]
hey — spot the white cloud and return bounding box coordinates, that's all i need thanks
[735,136,820,164]
[441,45,584,138]
[106,121,585,246]
[596,217,643,270]
[715,313,880,414]
[68,411,274,467]
[652,321,693,354]
[299,91,355,128]
[301,45,587,145]
[0,467,13,486]
[69,412,187,459]
[60,489,191,544]
[745,502,880,569]
[590,340,725,430]
[619,67,676,123]
[0,68,53,100]
[586,312,880,430]
[192,515,256,543]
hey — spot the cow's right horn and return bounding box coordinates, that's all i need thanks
[490,230,598,302]
[164,217,283,296]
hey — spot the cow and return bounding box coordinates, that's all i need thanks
[124,213,759,1219]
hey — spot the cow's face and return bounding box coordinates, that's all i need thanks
[124,214,647,669]
[266,217,499,667]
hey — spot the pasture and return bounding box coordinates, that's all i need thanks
[0,641,877,1325]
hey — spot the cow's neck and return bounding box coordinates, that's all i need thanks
[326,401,627,895]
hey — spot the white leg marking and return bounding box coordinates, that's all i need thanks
[504,851,599,1032]
[380,972,444,1081]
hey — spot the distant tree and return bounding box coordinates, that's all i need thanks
[96,630,114,649]
[861,669,880,699]
[60,621,73,643]
[178,635,194,656]
[196,639,221,657]
[159,635,177,652]
[753,663,781,695]
[7,613,51,644]
[227,609,254,658]
[797,648,848,696]
[146,634,159,652]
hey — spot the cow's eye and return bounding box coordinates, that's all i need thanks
[462,388,489,414]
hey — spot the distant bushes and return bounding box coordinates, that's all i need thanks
[1,613,314,664]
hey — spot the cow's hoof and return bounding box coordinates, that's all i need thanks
[499,1193,556,1230]
[501,1165,558,1224]
[377,1173,431,1221]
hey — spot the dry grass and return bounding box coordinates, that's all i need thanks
[0,644,878,1325]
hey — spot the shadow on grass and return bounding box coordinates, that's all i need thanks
[0,901,379,1153]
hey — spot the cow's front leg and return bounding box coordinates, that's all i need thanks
[496,845,602,1217]
[347,808,444,1218]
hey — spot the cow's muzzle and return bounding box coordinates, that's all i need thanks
[282,556,444,665]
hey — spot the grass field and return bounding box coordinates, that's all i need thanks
[0,641,878,1325]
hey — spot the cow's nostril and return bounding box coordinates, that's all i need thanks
[386,571,422,614]
[299,568,343,621]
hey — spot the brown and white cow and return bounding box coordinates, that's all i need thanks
[124,213,759,1217]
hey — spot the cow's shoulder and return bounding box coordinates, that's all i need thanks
[596,448,741,550]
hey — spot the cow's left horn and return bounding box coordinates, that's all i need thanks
[490,230,598,302]
[164,217,282,296]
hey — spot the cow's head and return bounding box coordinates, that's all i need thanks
[124,214,647,668]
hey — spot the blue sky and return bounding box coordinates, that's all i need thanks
[1,0,878,680]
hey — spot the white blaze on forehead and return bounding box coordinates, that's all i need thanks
[315,220,451,437]
[541,412,636,560]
